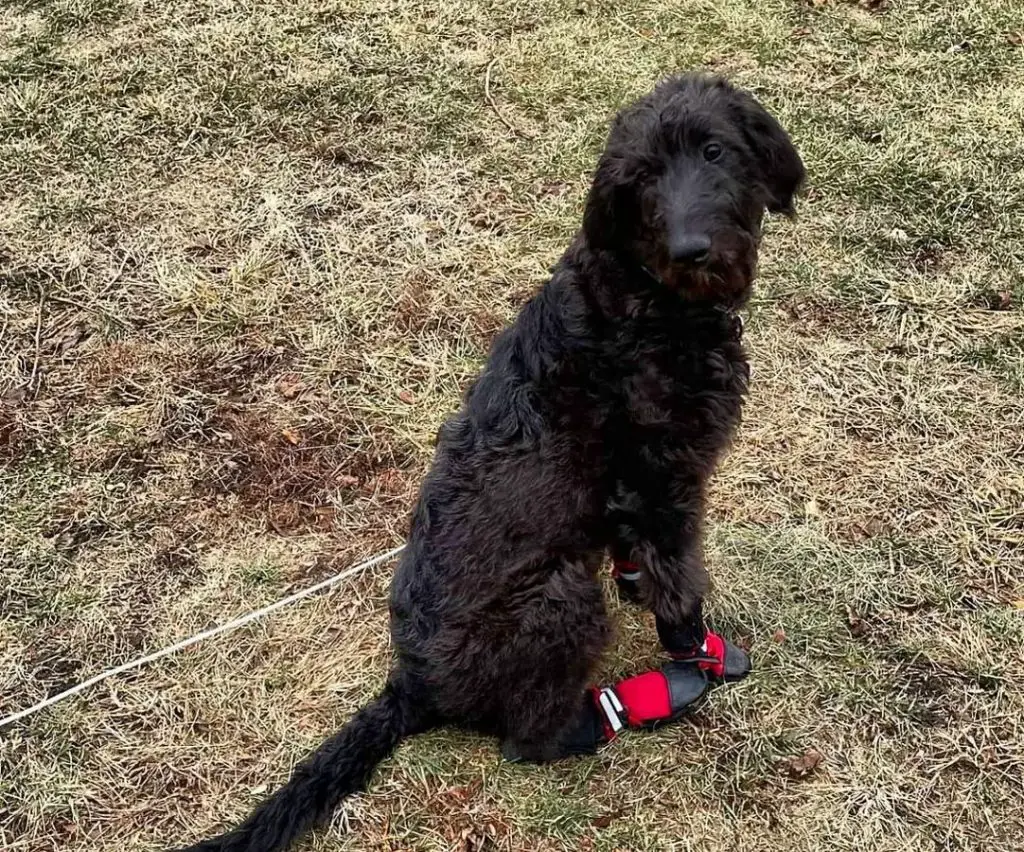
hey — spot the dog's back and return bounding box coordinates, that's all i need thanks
[389,263,618,726]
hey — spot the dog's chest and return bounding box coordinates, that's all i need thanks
[614,313,748,431]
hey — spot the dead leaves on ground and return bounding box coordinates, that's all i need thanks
[782,747,826,780]
[846,605,871,638]
[275,372,306,399]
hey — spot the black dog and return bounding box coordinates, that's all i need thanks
[178,73,804,852]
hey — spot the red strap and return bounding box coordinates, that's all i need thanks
[670,631,727,678]
[667,630,733,679]
[611,560,642,579]
[613,671,671,727]
[702,632,726,678]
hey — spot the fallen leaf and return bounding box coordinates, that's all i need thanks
[276,373,306,399]
[281,428,302,445]
[849,523,869,541]
[538,180,569,197]
[375,468,406,494]
[470,211,501,230]
[846,605,870,638]
[592,809,623,828]
[186,235,216,255]
[337,474,359,488]
[310,506,337,530]
[783,747,824,778]
[772,628,787,644]
[397,389,415,404]
[997,291,1013,310]
[445,778,482,804]
[804,498,821,519]
[3,385,28,403]
[267,502,302,532]
[56,820,80,839]
[1008,31,1023,45]
[792,26,813,38]
[1011,600,1024,610]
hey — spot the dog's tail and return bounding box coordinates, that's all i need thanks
[178,675,427,852]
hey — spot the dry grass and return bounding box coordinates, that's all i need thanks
[2,0,1024,850]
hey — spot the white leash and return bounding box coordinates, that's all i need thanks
[0,544,405,731]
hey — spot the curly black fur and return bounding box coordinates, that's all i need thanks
[176,73,804,852]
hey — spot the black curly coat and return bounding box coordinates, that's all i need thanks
[178,73,805,852]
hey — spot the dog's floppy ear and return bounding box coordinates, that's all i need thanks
[733,91,805,216]
[583,151,636,249]
[583,104,656,248]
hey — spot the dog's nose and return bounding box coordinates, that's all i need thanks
[669,234,712,266]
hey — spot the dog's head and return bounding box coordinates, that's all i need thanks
[583,74,805,303]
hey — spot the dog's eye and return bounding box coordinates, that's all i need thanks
[703,142,723,162]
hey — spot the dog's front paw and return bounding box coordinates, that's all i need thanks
[668,631,751,683]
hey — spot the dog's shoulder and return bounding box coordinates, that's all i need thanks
[433,269,606,457]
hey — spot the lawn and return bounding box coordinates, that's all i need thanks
[2,0,1023,850]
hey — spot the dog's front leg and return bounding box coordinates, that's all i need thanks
[611,476,751,682]
[633,493,709,632]
[609,472,708,624]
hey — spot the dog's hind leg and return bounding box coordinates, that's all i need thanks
[499,688,606,763]
[494,561,613,762]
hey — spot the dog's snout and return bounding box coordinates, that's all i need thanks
[668,233,711,266]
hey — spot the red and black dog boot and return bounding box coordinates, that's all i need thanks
[610,560,643,605]
[500,663,711,763]
[656,614,752,683]
[600,661,710,730]
[677,630,752,682]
